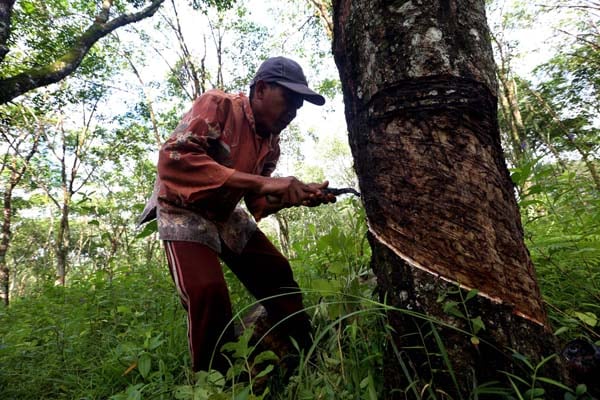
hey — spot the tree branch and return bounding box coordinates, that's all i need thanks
[308,0,333,38]
[538,3,600,13]
[0,0,165,105]
[555,28,600,52]
[122,50,163,148]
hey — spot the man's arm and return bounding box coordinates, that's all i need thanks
[237,173,336,220]
[227,171,321,205]
[158,94,240,206]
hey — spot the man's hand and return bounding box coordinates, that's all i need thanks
[301,182,337,207]
[261,177,330,207]
[225,172,336,216]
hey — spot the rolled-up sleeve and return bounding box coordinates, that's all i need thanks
[158,94,236,206]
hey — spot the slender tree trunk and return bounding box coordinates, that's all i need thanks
[527,87,600,191]
[166,0,205,99]
[0,186,13,306]
[530,120,567,170]
[498,72,525,163]
[274,212,292,257]
[55,129,71,286]
[0,128,40,305]
[124,53,162,147]
[492,34,526,164]
[56,194,70,286]
[49,107,97,286]
[332,0,564,396]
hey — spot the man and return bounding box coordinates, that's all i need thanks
[139,56,334,373]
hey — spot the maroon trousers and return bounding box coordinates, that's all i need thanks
[164,229,311,372]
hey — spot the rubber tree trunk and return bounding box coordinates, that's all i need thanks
[332,0,564,396]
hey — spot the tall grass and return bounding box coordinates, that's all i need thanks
[513,160,600,342]
[0,264,188,399]
[1,185,597,399]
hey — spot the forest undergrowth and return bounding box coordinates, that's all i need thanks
[1,178,599,400]
[1,0,598,398]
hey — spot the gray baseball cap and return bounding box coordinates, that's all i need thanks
[251,57,325,106]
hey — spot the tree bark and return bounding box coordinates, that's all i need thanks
[498,72,525,163]
[274,212,292,257]
[0,0,16,64]
[491,34,527,164]
[332,0,564,396]
[55,193,70,287]
[0,185,12,305]
[0,125,40,305]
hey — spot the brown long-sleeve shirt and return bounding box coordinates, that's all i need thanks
[139,90,280,253]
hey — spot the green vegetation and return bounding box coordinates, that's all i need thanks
[0,0,598,398]
[1,184,598,398]
[0,199,387,399]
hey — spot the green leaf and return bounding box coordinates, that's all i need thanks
[328,261,346,275]
[127,391,141,400]
[138,352,151,378]
[523,388,544,398]
[206,370,225,390]
[536,377,573,392]
[233,386,251,400]
[525,184,543,195]
[443,301,465,319]
[147,334,164,351]
[125,383,144,400]
[573,311,597,327]
[510,171,524,186]
[22,1,36,14]
[429,322,461,394]
[221,329,253,358]
[174,385,195,399]
[470,316,485,335]
[366,372,377,400]
[575,384,587,396]
[360,376,369,389]
[472,381,512,396]
[506,376,526,400]
[519,199,545,208]
[254,363,274,378]
[511,352,534,370]
[117,306,130,314]
[193,387,211,400]
[136,220,157,239]
[536,353,557,370]
[465,289,479,301]
[311,278,337,293]
[553,326,569,336]
[253,350,278,364]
